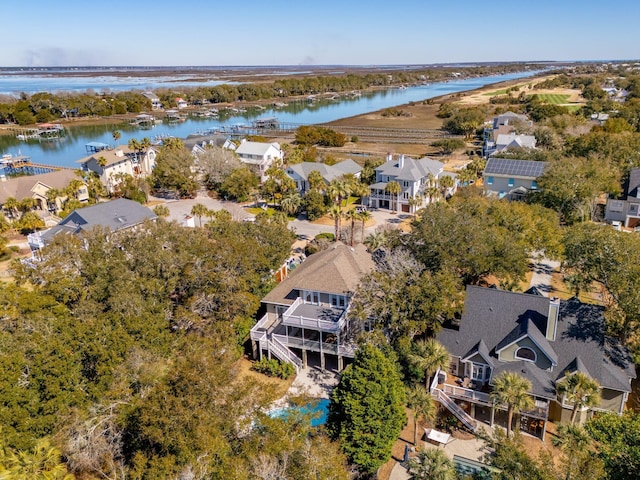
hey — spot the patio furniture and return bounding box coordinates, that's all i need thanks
[461,377,472,389]
[424,428,452,446]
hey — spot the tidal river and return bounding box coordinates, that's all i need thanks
[0,70,541,169]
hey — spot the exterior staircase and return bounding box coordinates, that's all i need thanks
[432,388,478,432]
[269,336,303,372]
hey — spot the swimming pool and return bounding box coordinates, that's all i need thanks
[269,398,330,427]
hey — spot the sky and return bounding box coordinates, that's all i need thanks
[2,0,639,67]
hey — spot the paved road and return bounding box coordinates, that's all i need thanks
[156,193,411,241]
[529,257,561,297]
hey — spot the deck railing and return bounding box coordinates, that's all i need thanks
[280,298,347,332]
[432,389,477,432]
[441,383,492,405]
[270,336,302,372]
[273,334,356,358]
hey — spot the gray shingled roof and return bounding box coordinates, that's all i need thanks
[484,158,547,178]
[626,167,640,199]
[287,159,362,184]
[495,317,559,365]
[41,198,157,244]
[0,169,82,204]
[375,156,443,182]
[437,286,635,398]
[262,243,374,306]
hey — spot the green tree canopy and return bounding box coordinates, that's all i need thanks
[328,343,406,474]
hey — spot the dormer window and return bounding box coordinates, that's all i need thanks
[515,347,537,362]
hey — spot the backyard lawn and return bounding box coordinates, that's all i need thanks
[531,93,570,104]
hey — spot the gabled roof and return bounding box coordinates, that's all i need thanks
[236,141,281,157]
[0,169,82,204]
[183,134,232,152]
[495,134,537,149]
[437,286,636,397]
[287,159,362,184]
[375,156,443,182]
[483,158,547,179]
[40,198,156,244]
[625,167,640,199]
[262,243,374,306]
[495,317,558,365]
[462,339,494,368]
[76,146,154,168]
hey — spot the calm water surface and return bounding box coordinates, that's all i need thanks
[0,70,541,169]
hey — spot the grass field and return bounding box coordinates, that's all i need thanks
[531,93,570,104]
[483,88,509,96]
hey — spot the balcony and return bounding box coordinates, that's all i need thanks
[280,298,347,332]
[272,333,356,358]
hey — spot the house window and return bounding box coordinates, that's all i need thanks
[515,347,537,362]
[531,180,537,190]
[471,363,485,381]
[305,291,319,305]
[508,178,514,187]
[402,192,409,199]
[403,181,410,187]
[487,176,494,185]
[330,295,346,308]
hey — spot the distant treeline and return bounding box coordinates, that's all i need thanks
[0,64,538,125]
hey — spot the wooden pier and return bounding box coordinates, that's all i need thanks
[0,156,73,176]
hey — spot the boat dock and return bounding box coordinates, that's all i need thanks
[10,123,66,141]
[0,154,73,176]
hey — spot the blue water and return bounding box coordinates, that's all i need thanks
[0,70,542,169]
[269,398,330,427]
[0,74,233,95]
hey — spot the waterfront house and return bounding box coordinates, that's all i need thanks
[605,167,640,229]
[176,97,188,109]
[286,159,362,193]
[142,92,163,110]
[250,243,374,372]
[183,134,236,157]
[368,154,446,213]
[28,198,157,252]
[235,140,283,182]
[77,146,157,194]
[0,169,88,218]
[432,286,636,439]
[482,158,547,200]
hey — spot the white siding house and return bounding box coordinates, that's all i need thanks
[235,141,283,182]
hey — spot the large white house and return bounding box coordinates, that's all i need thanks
[235,140,283,182]
[368,154,447,213]
[77,146,157,194]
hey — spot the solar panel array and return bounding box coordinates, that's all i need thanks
[484,158,547,177]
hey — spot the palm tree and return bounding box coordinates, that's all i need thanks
[190,203,209,228]
[2,197,20,219]
[491,371,534,437]
[345,209,359,246]
[128,138,142,161]
[556,371,601,425]
[438,174,455,198]
[406,386,437,446]
[112,129,121,145]
[280,192,302,216]
[350,180,370,202]
[385,180,401,212]
[408,196,422,217]
[364,231,384,251]
[328,206,343,242]
[358,210,372,243]
[97,156,108,168]
[19,197,38,212]
[1,436,73,479]
[408,448,456,480]
[410,339,449,388]
[307,169,325,192]
[553,423,597,480]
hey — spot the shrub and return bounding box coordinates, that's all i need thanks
[315,232,335,242]
[253,358,296,379]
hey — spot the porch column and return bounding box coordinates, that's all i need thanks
[251,340,258,360]
[302,349,308,368]
[338,355,343,371]
[320,352,325,370]
[541,419,547,442]
[490,406,495,427]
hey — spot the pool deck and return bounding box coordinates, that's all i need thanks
[287,365,339,399]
